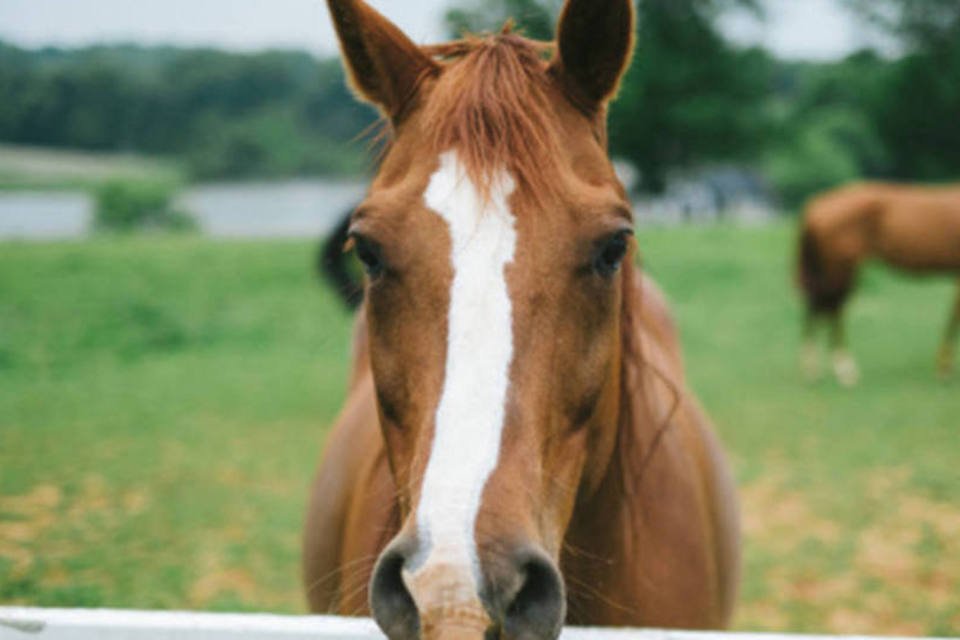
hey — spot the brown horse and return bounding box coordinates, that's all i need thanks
[303,1,740,638]
[798,182,960,385]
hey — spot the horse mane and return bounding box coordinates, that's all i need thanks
[416,28,565,203]
[615,264,684,500]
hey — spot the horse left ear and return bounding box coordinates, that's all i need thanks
[326,0,438,120]
[549,0,635,111]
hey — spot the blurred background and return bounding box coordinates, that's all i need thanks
[0,0,958,635]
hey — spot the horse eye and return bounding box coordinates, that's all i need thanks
[352,235,385,278]
[593,231,631,278]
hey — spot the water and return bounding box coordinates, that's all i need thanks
[0,179,367,241]
[0,192,92,240]
[182,180,365,239]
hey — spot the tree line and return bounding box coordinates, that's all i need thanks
[0,0,957,207]
[0,42,377,179]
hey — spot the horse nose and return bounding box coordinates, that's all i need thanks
[370,537,564,640]
[485,546,565,640]
[369,538,420,640]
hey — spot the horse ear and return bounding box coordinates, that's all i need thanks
[549,0,635,111]
[326,0,438,119]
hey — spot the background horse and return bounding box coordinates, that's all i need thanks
[798,182,960,385]
[303,1,740,638]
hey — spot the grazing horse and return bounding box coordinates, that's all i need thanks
[798,182,960,385]
[303,1,741,638]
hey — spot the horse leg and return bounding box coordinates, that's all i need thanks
[936,279,960,377]
[801,311,823,382]
[829,310,860,387]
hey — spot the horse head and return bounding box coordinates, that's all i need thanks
[325,1,636,637]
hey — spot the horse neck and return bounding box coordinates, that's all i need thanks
[614,264,657,499]
[586,262,683,503]
[569,264,650,516]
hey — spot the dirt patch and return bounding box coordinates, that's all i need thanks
[740,472,839,550]
[122,489,150,515]
[0,484,62,574]
[189,568,259,605]
[0,484,61,513]
[855,525,921,581]
[736,600,790,630]
[826,604,927,637]
[0,478,155,580]
[738,467,960,636]
[188,549,258,606]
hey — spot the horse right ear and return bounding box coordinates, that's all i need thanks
[326,0,438,120]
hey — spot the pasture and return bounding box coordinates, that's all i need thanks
[0,224,957,635]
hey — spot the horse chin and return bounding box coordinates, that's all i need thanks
[419,614,492,640]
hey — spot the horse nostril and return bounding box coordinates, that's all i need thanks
[369,544,419,640]
[499,548,565,640]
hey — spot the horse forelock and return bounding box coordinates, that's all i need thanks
[418,33,566,206]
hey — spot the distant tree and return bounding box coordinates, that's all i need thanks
[874,44,960,180]
[445,0,561,40]
[611,0,769,192]
[841,0,960,182]
[762,51,892,209]
[0,41,378,179]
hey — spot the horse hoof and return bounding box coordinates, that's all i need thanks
[832,354,860,387]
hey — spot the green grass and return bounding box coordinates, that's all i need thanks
[0,238,353,611]
[1,224,958,634]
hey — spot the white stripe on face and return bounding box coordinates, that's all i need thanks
[403,151,517,604]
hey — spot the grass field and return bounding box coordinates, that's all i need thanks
[1,224,958,635]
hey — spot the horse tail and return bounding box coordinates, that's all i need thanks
[317,203,363,310]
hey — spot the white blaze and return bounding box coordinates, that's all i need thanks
[404,151,517,602]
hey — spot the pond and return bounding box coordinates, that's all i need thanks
[0,179,367,241]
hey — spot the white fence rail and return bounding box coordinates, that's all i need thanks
[0,608,949,640]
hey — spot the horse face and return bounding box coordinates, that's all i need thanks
[326,1,634,638]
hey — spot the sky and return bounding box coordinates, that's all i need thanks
[0,0,886,61]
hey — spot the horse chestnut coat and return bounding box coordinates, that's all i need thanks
[303,1,741,638]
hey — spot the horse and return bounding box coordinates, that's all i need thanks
[303,1,741,638]
[798,182,960,385]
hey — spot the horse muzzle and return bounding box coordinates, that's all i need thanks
[369,535,565,640]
